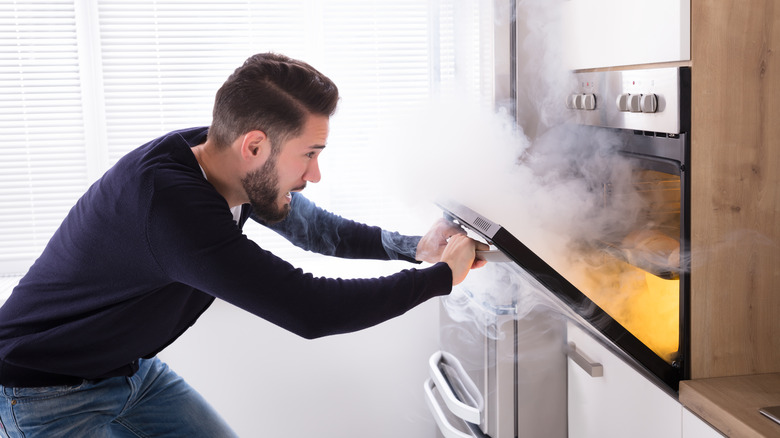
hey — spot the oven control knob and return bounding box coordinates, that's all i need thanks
[566,94,577,109]
[640,93,658,113]
[627,94,642,112]
[616,93,630,112]
[573,94,584,109]
[583,93,596,110]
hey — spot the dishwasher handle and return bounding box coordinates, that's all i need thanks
[428,351,483,425]
[424,379,475,438]
[566,341,604,377]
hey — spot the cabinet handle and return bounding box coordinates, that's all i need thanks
[424,379,474,438]
[566,342,604,377]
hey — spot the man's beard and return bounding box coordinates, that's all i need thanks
[241,155,290,224]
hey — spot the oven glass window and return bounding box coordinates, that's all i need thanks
[566,168,682,364]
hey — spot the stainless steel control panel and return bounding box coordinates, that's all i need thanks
[566,67,690,135]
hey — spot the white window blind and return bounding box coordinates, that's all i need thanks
[0,0,491,277]
[0,0,88,275]
[313,1,434,224]
[97,1,312,164]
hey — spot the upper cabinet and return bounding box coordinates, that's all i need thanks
[561,0,690,70]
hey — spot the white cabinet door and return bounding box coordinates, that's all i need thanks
[567,321,682,438]
[561,0,690,70]
[682,408,725,438]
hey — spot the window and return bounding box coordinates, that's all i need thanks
[0,0,493,280]
[0,0,88,275]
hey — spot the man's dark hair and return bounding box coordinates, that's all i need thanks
[209,53,339,150]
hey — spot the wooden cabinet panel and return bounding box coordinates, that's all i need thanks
[690,0,780,379]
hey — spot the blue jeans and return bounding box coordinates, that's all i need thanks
[0,357,237,437]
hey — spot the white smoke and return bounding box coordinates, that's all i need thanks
[375,0,686,355]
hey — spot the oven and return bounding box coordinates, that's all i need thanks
[422,66,690,438]
[562,66,691,389]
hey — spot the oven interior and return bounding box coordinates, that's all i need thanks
[568,144,685,366]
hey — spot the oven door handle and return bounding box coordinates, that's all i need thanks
[428,350,483,424]
[424,378,475,438]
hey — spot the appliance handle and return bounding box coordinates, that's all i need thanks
[424,379,476,438]
[428,351,483,424]
[475,249,513,263]
[566,342,604,377]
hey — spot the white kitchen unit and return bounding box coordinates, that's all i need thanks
[561,0,690,70]
[682,408,725,438]
[567,321,682,438]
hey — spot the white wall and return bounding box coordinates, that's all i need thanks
[159,258,440,438]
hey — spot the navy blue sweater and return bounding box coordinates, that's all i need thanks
[0,127,452,386]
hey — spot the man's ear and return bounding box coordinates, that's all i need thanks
[239,130,269,161]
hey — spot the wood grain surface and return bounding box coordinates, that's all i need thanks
[690,0,780,379]
[680,374,780,437]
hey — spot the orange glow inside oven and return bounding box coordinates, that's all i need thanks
[571,255,680,363]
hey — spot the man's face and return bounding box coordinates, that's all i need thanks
[242,115,329,223]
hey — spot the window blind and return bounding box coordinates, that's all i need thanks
[314,1,434,226]
[97,0,309,164]
[0,0,88,275]
[0,0,491,276]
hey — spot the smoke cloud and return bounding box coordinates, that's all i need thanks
[379,93,643,270]
[368,0,688,372]
[375,0,690,365]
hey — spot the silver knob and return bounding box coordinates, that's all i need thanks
[640,93,658,113]
[573,94,584,110]
[616,93,630,112]
[627,94,642,112]
[566,94,577,109]
[583,94,596,110]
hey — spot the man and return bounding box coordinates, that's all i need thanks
[0,53,487,437]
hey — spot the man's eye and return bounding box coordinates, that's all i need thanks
[306,152,316,158]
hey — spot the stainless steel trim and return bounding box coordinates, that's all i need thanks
[566,342,604,378]
[436,200,502,241]
[486,317,517,438]
[475,249,512,263]
[493,0,514,116]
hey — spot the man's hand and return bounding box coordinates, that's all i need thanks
[440,234,489,285]
[416,218,489,285]
[415,218,468,264]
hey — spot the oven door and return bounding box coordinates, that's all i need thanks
[436,200,683,391]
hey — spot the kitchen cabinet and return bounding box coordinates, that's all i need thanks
[682,408,725,438]
[561,0,690,70]
[689,0,780,379]
[566,322,682,438]
[548,0,778,435]
[566,321,730,437]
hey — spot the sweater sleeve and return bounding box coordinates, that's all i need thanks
[147,174,452,339]
[257,193,421,262]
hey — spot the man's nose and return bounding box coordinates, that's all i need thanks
[304,158,321,183]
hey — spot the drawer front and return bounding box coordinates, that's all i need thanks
[567,321,682,438]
